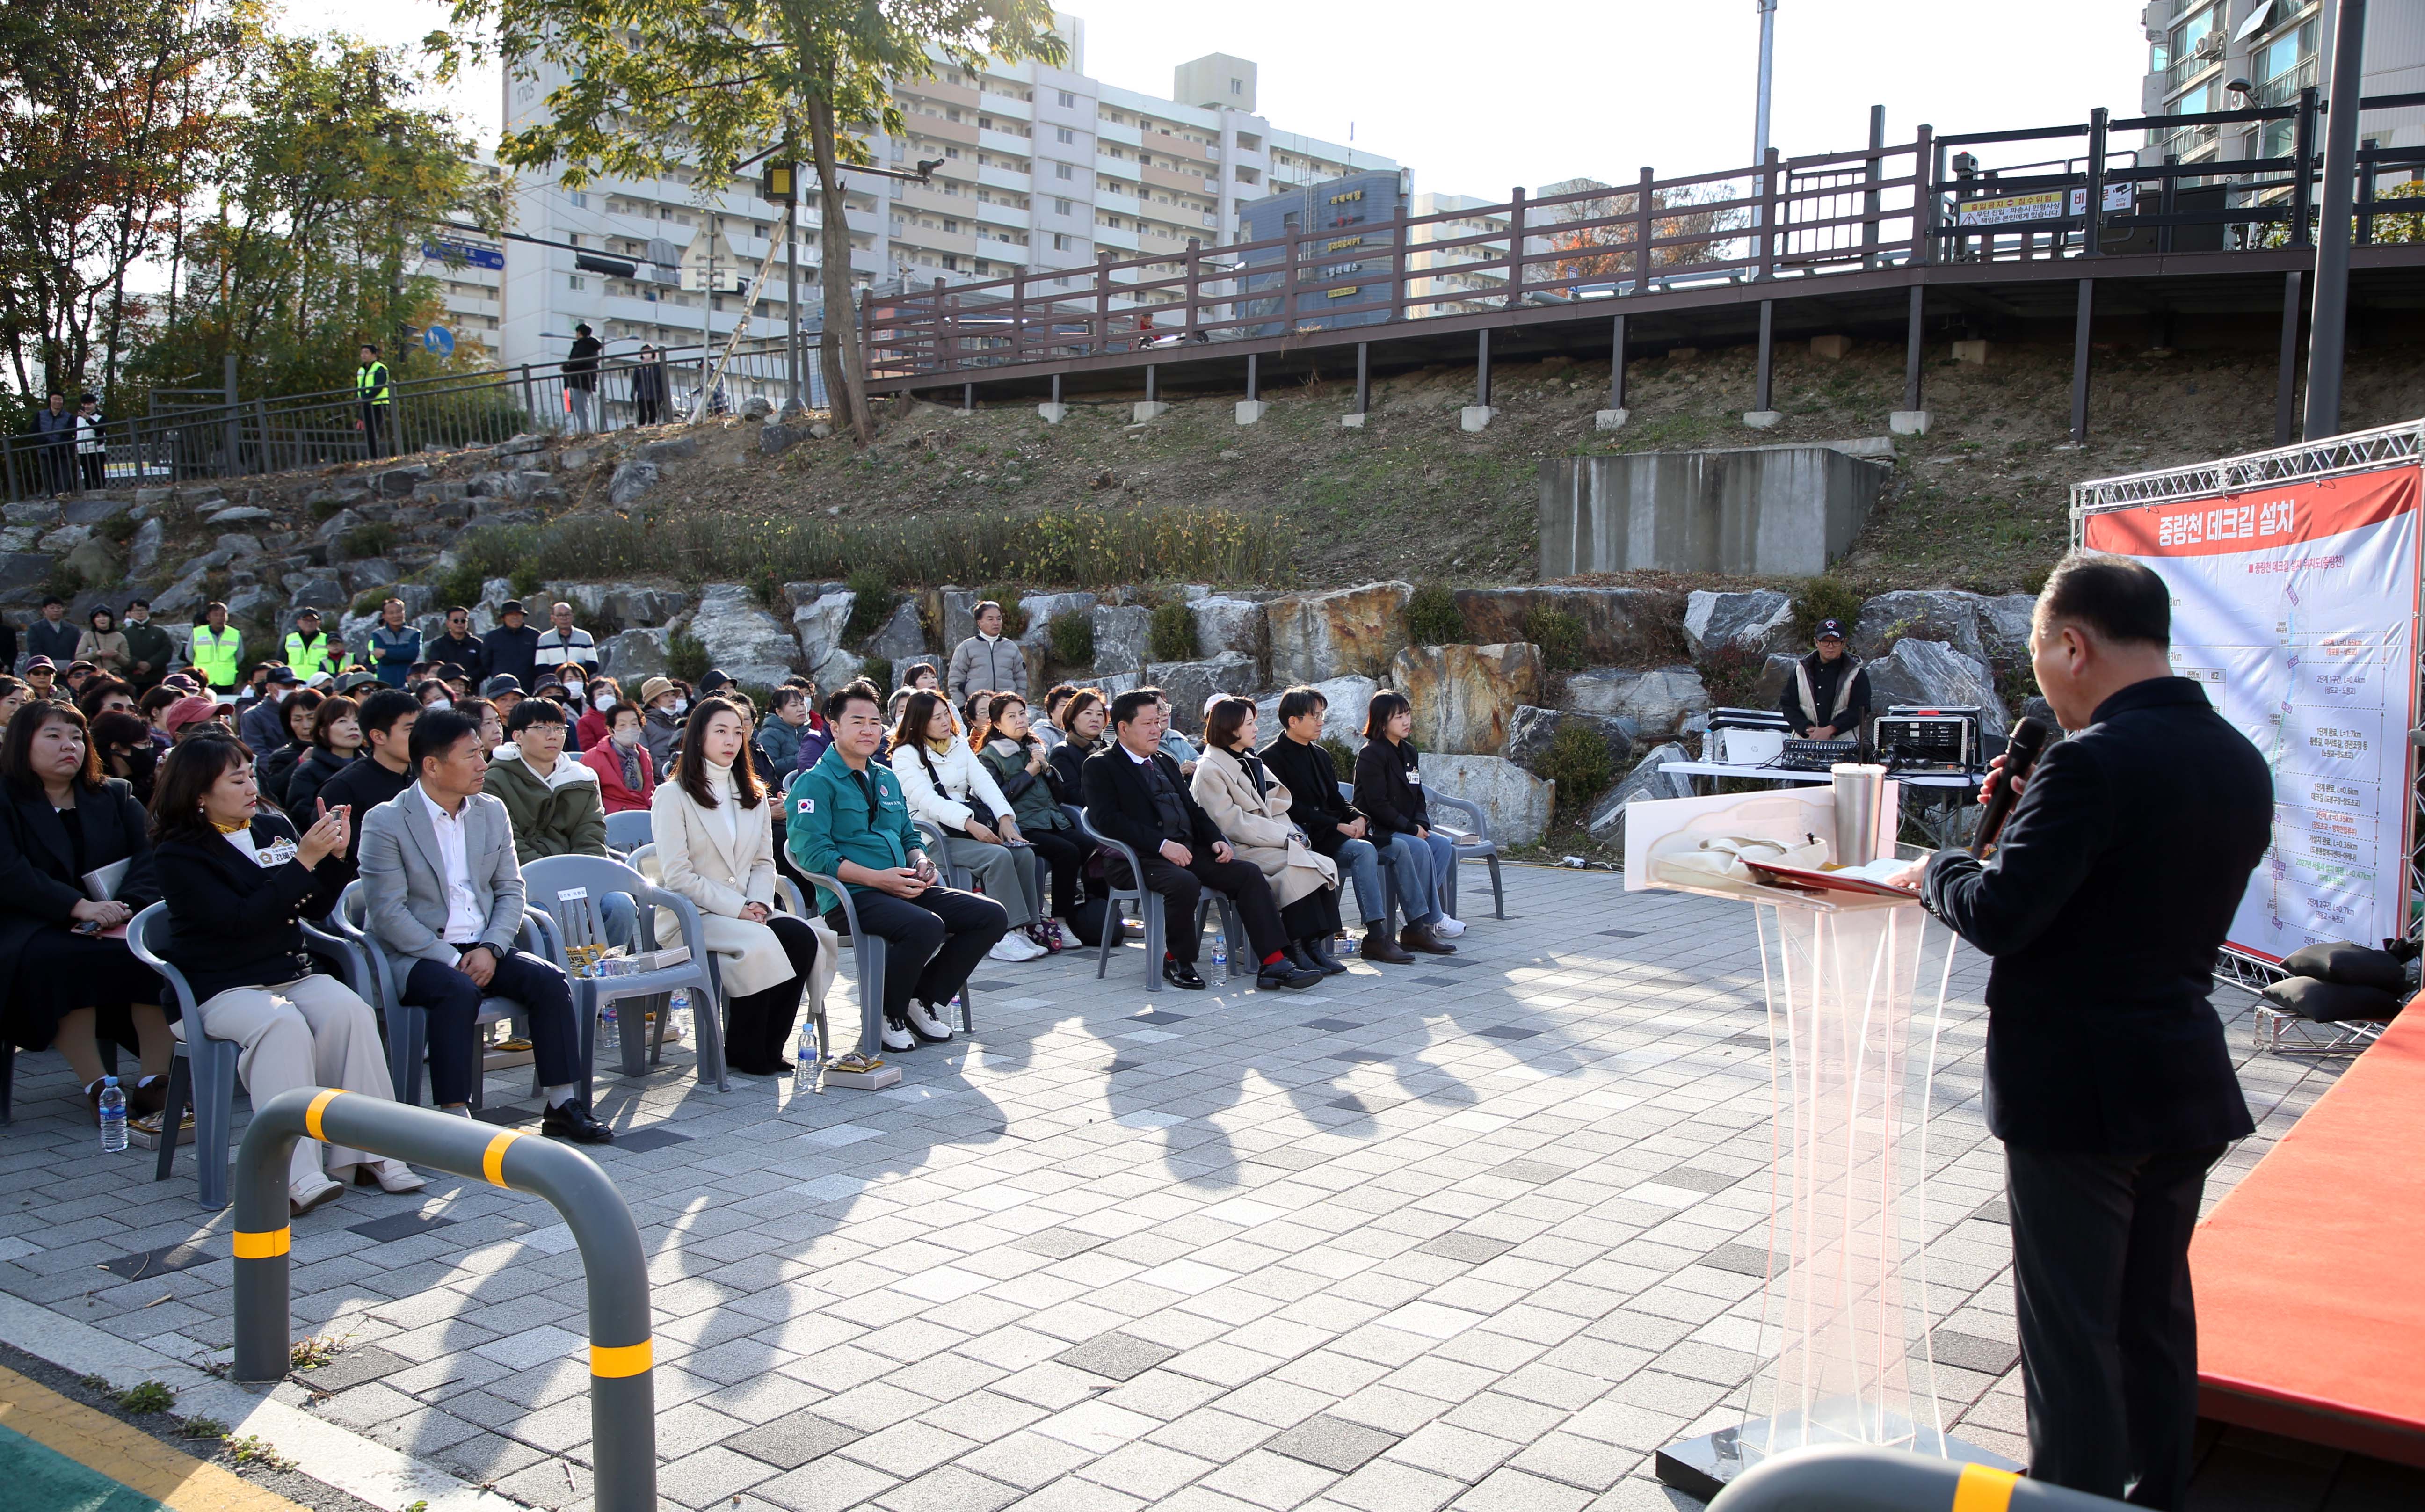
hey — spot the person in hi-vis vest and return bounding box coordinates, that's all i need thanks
[355,342,391,457]
[188,601,243,693]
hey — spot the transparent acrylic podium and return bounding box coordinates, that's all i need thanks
[1622,774,2014,1498]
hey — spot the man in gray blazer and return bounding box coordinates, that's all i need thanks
[358,707,610,1142]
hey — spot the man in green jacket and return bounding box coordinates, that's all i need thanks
[787,678,1006,1051]
[481,696,634,945]
[119,597,174,691]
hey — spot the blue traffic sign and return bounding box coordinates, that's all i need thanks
[423,326,455,357]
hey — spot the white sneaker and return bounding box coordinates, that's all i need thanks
[1434,916,1467,938]
[987,932,1044,961]
[904,999,954,1041]
[880,1018,916,1053]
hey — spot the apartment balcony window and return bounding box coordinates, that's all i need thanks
[1057,89,1075,107]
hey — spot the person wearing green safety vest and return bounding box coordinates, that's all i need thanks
[355,342,391,458]
[283,606,335,676]
[188,601,243,693]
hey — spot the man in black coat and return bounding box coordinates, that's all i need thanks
[1895,552,2269,1510]
[426,605,489,686]
[1778,617,1870,738]
[1082,687,1321,993]
[1259,685,1411,963]
[481,601,541,690]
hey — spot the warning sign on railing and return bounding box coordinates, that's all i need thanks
[1955,182,2133,226]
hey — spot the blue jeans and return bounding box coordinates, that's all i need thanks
[599,891,638,951]
[1380,830,1458,927]
[1332,836,1386,927]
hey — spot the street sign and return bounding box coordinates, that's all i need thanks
[762,160,802,204]
[424,326,455,357]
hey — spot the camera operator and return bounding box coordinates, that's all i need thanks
[1885,551,2269,1509]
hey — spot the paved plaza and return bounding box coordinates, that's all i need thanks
[0,865,2348,1512]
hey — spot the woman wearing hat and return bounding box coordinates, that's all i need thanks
[638,676,686,774]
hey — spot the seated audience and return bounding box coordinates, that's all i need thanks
[0,702,170,1125]
[902,662,942,695]
[976,692,1080,951]
[479,675,522,725]
[238,667,300,754]
[890,689,1046,963]
[256,687,324,806]
[457,696,503,751]
[413,677,454,709]
[652,697,831,1076]
[788,680,1008,1051]
[574,675,621,751]
[1353,690,1459,955]
[162,694,230,743]
[76,675,137,724]
[90,711,160,806]
[356,708,607,1140]
[1081,688,1322,992]
[282,695,362,822]
[1193,696,1348,976]
[314,688,421,896]
[637,677,684,773]
[1034,683,1078,752]
[0,675,33,726]
[1045,688,1106,802]
[485,696,635,947]
[581,698,657,813]
[22,658,62,704]
[1262,686,1407,963]
[759,685,812,772]
[148,737,422,1213]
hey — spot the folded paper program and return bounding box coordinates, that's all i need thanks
[1650,833,1830,887]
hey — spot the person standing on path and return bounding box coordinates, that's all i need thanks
[563,323,603,433]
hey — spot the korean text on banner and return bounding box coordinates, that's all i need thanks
[2083,464,2423,963]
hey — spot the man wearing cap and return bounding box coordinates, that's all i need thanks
[27,595,79,666]
[367,596,422,688]
[482,674,525,726]
[240,666,301,753]
[120,598,173,691]
[428,605,488,685]
[482,600,540,690]
[284,608,335,676]
[161,693,228,741]
[1780,618,1872,742]
[22,657,63,702]
[186,601,243,694]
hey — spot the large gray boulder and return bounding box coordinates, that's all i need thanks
[792,590,857,669]
[150,564,208,619]
[126,516,164,577]
[64,497,131,529]
[1585,741,1696,845]
[1563,665,1711,738]
[1255,675,1376,750]
[1979,593,2037,669]
[284,574,345,612]
[606,460,661,508]
[537,581,688,631]
[687,584,800,687]
[1418,753,1552,847]
[1145,653,1258,735]
[1853,589,2037,671]
[863,597,926,661]
[1391,643,1543,756]
[1683,589,1794,659]
[936,587,983,650]
[640,436,697,462]
[1190,595,1268,665]
[62,535,122,588]
[1017,591,1098,656]
[1503,705,1634,779]
[808,645,864,692]
[1092,603,1154,675]
[222,583,278,623]
[1267,581,1410,684]
[1865,638,2009,734]
[600,626,676,682]
[378,464,432,498]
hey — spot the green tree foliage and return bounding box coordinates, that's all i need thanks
[0,0,258,420]
[429,0,1066,446]
[123,34,490,404]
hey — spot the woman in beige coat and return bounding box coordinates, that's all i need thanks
[651,696,835,1076]
[1191,696,1349,976]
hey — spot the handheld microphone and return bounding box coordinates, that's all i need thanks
[1969,716,2051,858]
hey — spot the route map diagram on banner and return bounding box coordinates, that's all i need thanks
[2084,463,2423,963]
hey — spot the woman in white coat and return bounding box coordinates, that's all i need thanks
[1191,696,1349,976]
[651,696,835,1075]
[887,689,1046,962]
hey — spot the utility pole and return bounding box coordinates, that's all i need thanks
[2304,0,2368,439]
[786,196,802,413]
[1753,0,1779,230]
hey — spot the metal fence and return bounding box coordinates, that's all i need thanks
[863,89,2425,384]
[1,334,823,504]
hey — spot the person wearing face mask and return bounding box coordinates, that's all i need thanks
[574,675,623,751]
[637,676,685,775]
[581,699,657,813]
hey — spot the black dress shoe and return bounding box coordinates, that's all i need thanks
[1257,962,1326,990]
[1400,923,1456,956]
[1305,938,1350,976]
[1285,942,1324,974]
[541,1097,614,1144]
[1163,959,1206,990]
[1360,930,1415,965]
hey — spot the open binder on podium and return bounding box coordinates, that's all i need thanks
[1624,767,2018,1498]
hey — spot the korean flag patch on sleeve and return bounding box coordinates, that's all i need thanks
[795,796,815,815]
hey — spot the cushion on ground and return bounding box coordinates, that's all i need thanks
[2259,976,2404,1025]
[2280,941,2408,994]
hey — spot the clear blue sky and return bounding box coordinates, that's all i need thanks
[326,0,2152,196]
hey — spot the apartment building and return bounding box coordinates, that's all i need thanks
[1234,169,1410,334]
[2139,1,2425,166]
[493,12,1399,376]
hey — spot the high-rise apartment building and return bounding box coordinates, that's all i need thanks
[2137,1,2425,165]
[492,12,1398,375]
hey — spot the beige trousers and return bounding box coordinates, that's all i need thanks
[192,974,397,1186]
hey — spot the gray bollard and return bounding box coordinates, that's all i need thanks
[231,1088,656,1512]
[1706,1444,2132,1512]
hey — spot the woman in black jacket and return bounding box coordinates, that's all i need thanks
[1044,688,1107,806]
[0,701,170,1123]
[281,694,363,825]
[150,736,421,1215]
[254,687,322,808]
[1350,690,1457,955]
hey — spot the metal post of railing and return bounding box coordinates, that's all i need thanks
[1754,300,1774,414]
[521,364,537,432]
[2069,276,2096,443]
[1354,342,1369,417]
[1093,251,1111,354]
[935,278,953,373]
[1505,188,1527,309]
[1182,241,1200,341]
[2276,268,2304,444]
[230,1088,655,1512]
[1757,148,1780,278]
[1246,353,1258,403]
[1012,271,1031,363]
[1862,105,1885,269]
[221,354,240,483]
[1633,167,1656,291]
[1610,313,1627,412]
[2291,86,2320,248]
[1281,226,1300,332]
[1474,329,1490,408]
[1918,126,1941,264]
[2357,145,2379,246]
[2306,0,2369,439]
[2159,152,2179,254]
[2081,107,2110,258]
[1902,284,1925,414]
[1145,364,1157,405]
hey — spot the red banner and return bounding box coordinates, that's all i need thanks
[2084,465,2420,559]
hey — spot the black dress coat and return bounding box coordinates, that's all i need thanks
[154,812,346,1004]
[0,778,162,1036]
[1262,735,1361,859]
[1922,677,2270,1153]
[1352,736,1431,839]
[1079,745,1222,860]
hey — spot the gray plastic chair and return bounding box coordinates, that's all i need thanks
[334,880,553,1111]
[604,809,654,855]
[1428,791,1506,921]
[797,872,890,1055]
[1070,808,1241,990]
[123,903,244,1209]
[912,817,976,891]
[522,853,726,1097]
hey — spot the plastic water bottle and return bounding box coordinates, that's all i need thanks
[601,1003,618,1053]
[793,1026,817,1094]
[98,1077,127,1153]
[1209,934,1228,986]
